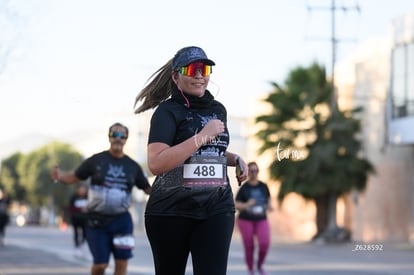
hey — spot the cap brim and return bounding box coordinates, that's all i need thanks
[184,58,215,66]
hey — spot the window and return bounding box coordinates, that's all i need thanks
[391,44,414,118]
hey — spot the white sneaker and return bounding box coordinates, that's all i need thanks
[80,242,89,254]
[258,268,268,275]
[74,247,83,258]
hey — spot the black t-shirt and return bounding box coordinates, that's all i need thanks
[145,90,235,219]
[75,150,150,215]
[236,181,270,221]
[69,193,88,219]
[0,196,10,217]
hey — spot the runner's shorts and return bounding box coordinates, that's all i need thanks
[85,211,134,263]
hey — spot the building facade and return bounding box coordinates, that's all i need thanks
[335,12,414,243]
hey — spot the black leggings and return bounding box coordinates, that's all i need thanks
[0,214,9,236]
[71,216,86,247]
[145,212,235,275]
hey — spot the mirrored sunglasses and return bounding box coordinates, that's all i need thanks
[109,131,128,139]
[179,62,212,77]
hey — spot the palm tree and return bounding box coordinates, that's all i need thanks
[256,62,374,242]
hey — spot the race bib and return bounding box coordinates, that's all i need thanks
[113,234,135,249]
[74,199,88,208]
[250,205,265,215]
[183,156,227,187]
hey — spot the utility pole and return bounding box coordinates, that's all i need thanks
[307,0,360,111]
[306,0,360,242]
[330,0,338,112]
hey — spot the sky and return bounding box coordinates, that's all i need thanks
[1,0,413,149]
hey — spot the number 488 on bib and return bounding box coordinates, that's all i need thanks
[183,156,227,187]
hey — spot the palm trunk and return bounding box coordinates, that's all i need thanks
[326,191,338,231]
[321,191,351,243]
[314,194,329,239]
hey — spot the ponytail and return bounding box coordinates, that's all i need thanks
[134,59,175,114]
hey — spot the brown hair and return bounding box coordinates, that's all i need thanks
[248,162,259,171]
[134,59,176,114]
[109,122,129,136]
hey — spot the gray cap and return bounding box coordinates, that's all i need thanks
[172,46,215,69]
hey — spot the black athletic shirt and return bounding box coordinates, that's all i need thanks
[235,181,270,221]
[145,89,235,219]
[75,150,150,215]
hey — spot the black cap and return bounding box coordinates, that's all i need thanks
[172,46,215,70]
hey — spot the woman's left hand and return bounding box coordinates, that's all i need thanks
[236,157,248,184]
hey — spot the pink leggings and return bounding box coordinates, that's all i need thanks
[237,218,270,271]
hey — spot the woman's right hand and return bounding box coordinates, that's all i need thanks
[198,119,225,144]
[246,198,256,207]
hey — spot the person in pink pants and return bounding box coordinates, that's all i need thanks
[235,162,272,275]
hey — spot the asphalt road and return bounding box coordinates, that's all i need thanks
[1,225,414,275]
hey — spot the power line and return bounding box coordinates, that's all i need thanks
[305,0,360,111]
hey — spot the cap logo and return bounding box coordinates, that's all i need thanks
[187,48,204,59]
